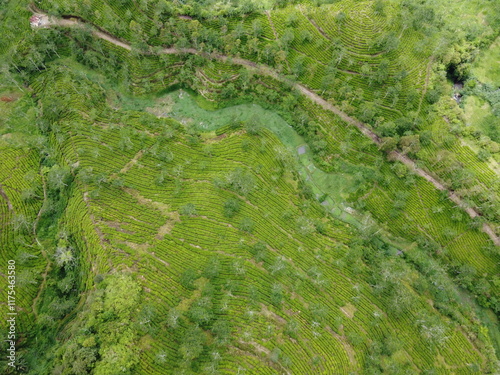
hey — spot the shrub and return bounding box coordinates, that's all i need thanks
[223,197,241,218]
[239,217,255,233]
[181,203,198,216]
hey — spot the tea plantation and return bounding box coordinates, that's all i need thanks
[1,0,500,373]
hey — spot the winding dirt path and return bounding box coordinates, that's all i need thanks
[30,10,500,246]
[0,184,13,211]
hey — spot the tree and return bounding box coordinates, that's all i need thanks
[221,82,236,99]
[321,74,336,95]
[233,22,245,39]
[292,56,306,77]
[373,32,399,53]
[299,30,312,44]
[244,115,262,135]
[386,84,401,106]
[388,287,414,316]
[415,313,449,346]
[212,319,231,345]
[330,44,345,66]
[358,102,377,124]
[280,28,295,50]
[361,63,372,77]
[55,342,98,375]
[270,283,284,306]
[399,135,421,155]
[54,243,75,268]
[11,214,31,234]
[286,13,299,27]
[373,0,385,15]
[47,165,71,192]
[296,216,315,236]
[478,149,491,161]
[167,308,181,329]
[180,269,198,290]
[335,12,346,26]
[274,145,296,170]
[284,319,299,339]
[270,256,288,276]
[262,44,276,65]
[179,326,206,364]
[225,168,256,196]
[188,296,214,326]
[426,89,441,104]
[223,197,241,218]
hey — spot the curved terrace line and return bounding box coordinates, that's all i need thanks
[0,184,13,211]
[29,9,500,246]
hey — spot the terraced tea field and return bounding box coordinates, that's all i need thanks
[1,0,500,373]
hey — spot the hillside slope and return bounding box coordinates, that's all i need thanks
[1,0,500,374]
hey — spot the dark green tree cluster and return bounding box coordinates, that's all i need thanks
[52,273,143,375]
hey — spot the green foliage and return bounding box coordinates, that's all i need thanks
[181,269,199,290]
[53,274,142,375]
[223,197,241,218]
[239,217,255,233]
[2,0,500,373]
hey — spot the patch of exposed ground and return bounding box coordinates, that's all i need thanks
[340,303,356,319]
[145,95,175,117]
[260,303,287,325]
[107,150,145,181]
[0,185,13,211]
[156,221,177,239]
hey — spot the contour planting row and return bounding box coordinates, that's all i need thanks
[0,147,44,337]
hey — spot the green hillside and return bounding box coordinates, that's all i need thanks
[1,0,500,374]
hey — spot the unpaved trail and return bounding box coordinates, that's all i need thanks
[297,5,385,58]
[30,9,500,246]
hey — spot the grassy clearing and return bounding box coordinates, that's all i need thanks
[1,64,493,373]
[472,36,500,85]
[464,95,492,127]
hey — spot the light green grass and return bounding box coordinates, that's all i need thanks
[472,36,500,85]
